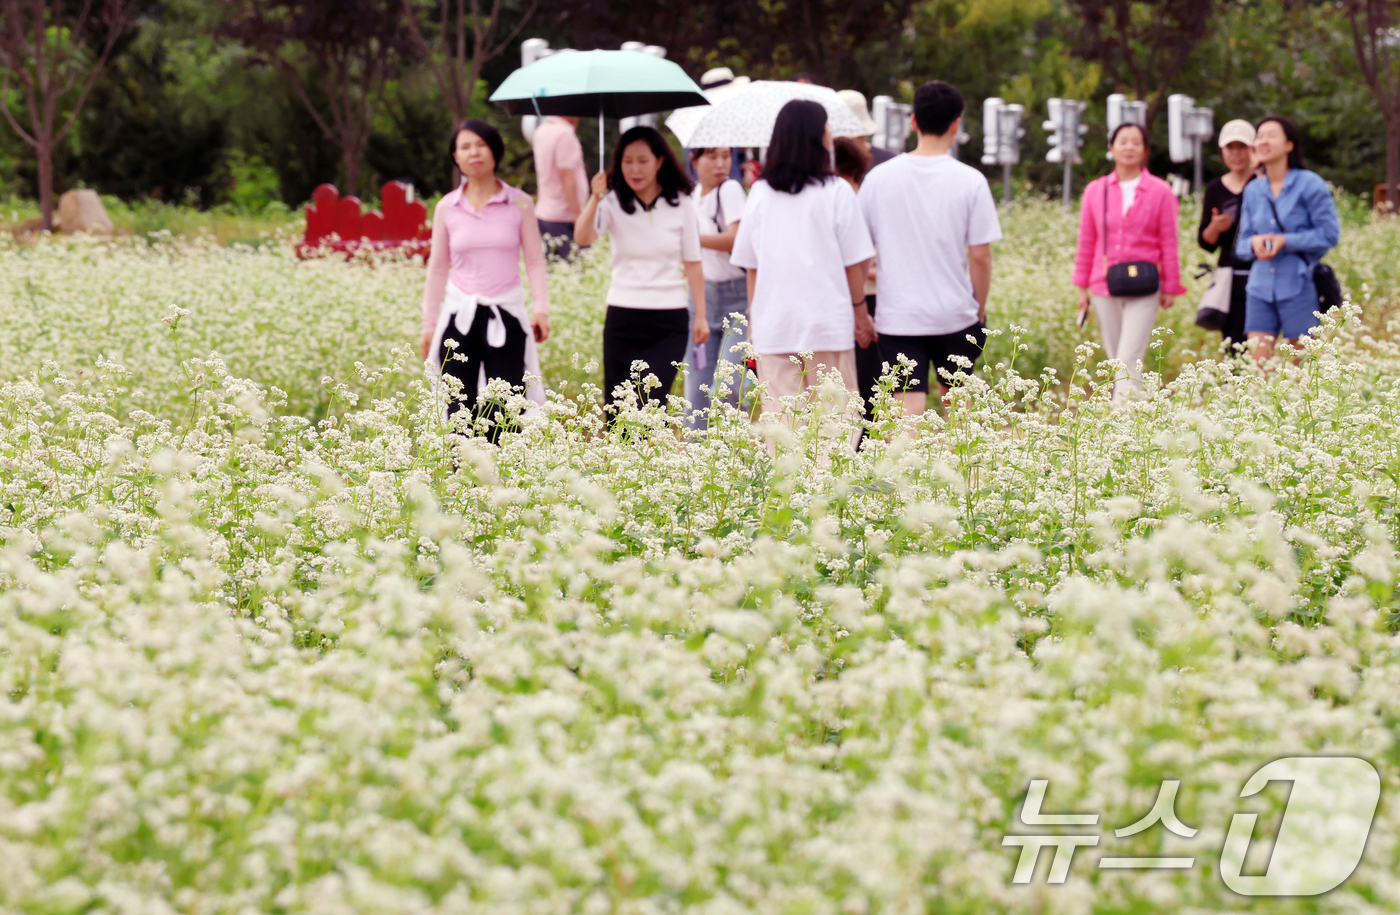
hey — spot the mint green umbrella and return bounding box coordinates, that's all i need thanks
[490,50,708,170]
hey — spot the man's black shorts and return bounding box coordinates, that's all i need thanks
[877,321,988,393]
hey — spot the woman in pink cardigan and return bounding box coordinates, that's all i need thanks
[1072,123,1185,401]
[420,119,550,436]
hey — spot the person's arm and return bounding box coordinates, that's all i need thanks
[1199,185,1234,250]
[1234,193,1258,263]
[1278,176,1341,256]
[420,202,450,359]
[679,195,708,344]
[700,221,739,252]
[560,169,582,221]
[848,259,876,348]
[518,195,550,343]
[1072,181,1098,313]
[833,182,877,348]
[1158,186,1184,305]
[701,182,745,251]
[728,194,759,311]
[574,172,607,246]
[685,261,708,344]
[968,243,992,324]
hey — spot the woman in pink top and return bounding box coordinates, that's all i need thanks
[1072,123,1185,401]
[421,119,550,434]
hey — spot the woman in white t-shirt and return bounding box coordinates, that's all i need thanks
[730,100,875,453]
[575,126,707,416]
[684,146,750,427]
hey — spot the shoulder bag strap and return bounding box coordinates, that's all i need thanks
[1264,192,1285,233]
[714,182,726,233]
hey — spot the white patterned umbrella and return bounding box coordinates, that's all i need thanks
[666,81,869,149]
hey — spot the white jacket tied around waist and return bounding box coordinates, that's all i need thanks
[427,283,546,415]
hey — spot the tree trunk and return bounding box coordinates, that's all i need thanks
[1387,116,1400,216]
[37,143,54,232]
[345,143,361,198]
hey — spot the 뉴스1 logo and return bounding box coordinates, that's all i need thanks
[1002,756,1381,896]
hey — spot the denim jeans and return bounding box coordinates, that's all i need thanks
[684,277,751,428]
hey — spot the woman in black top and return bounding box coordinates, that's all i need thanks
[1197,119,1257,350]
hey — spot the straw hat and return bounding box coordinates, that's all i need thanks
[700,67,749,91]
[836,89,878,135]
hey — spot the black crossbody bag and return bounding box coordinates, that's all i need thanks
[1263,194,1342,313]
[1102,177,1160,298]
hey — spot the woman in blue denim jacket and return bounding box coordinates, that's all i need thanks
[1233,116,1340,363]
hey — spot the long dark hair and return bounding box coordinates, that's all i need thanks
[762,99,833,194]
[833,136,871,187]
[1256,115,1306,169]
[448,119,504,173]
[609,126,693,214]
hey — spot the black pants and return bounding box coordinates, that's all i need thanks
[854,294,883,422]
[602,305,689,413]
[1223,272,1249,352]
[436,303,528,438]
[879,320,988,392]
[538,218,578,261]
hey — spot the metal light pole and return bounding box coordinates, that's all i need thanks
[981,96,1002,172]
[872,95,913,154]
[1168,94,1214,195]
[1044,98,1087,211]
[1188,107,1214,195]
[997,103,1024,202]
[520,38,552,143]
[949,125,970,161]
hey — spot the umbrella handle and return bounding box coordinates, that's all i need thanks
[599,99,605,174]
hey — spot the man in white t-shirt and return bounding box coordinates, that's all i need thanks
[858,80,1001,416]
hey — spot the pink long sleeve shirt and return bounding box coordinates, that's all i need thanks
[421,180,549,336]
[1072,171,1185,297]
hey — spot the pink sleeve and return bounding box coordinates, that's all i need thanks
[557,133,584,169]
[421,202,450,336]
[517,192,549,314]
[1158,185,1185,295]
[1071,178,1099,289]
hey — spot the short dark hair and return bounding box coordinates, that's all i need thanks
[609,126,694,214]
[912,81,964,137]
[1256,115,1306,169]
[833,136,871,186]
[761,99,833,194]
[449,119,505,173]
[1109,122,1148,150]
[689,147,729,160]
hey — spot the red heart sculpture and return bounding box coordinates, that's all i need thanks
[299,180,430,259]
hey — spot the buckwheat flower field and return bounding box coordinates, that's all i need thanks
[2,199,1400,914]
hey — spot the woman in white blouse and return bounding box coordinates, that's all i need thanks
[575,126,707,417]
[730,100,875,453]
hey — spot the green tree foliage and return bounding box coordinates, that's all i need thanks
[1,0,1392,210]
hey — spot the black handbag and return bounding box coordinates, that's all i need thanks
[1264,195,1343,313]
[1102,177,1160,298]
